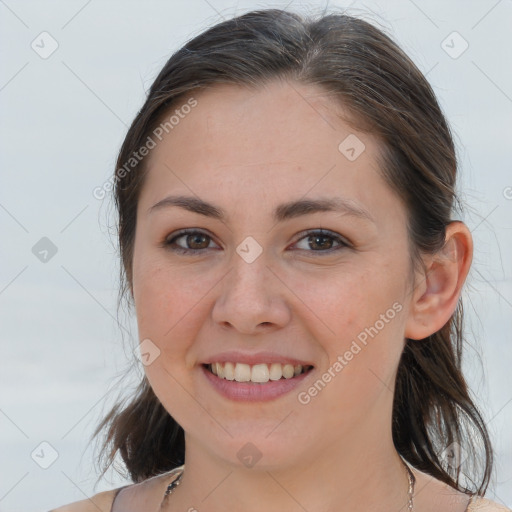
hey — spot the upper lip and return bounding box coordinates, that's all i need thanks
[201,351,315,367]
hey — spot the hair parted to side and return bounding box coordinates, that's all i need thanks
[91,7,493,494]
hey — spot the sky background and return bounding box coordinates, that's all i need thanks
[1,0,511,511]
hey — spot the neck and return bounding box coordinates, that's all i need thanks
[167,431,412,512]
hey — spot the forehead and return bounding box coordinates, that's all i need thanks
[166,80,367,164]
[138,80,400,224]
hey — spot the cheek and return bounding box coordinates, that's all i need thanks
[292,262,408,390]
[288,263,404,339]
[132,260,207,412]
[134,269,194,341]
[295,278,406,431]
[132,252,220,367]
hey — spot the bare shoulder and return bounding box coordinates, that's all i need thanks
[49,488,119,512]
[468,497,512,511]
[408,465,511,512]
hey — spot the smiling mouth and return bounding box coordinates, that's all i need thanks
[203,362,314,384]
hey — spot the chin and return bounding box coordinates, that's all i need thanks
[203,430,311,473]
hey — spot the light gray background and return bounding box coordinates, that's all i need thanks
[1,1,511,511]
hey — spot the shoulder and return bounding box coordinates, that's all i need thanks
[108,466,184,511]
[49,488,120,512]
[49,467,183,512]
[408,464,511,512]
[468,497,512,512]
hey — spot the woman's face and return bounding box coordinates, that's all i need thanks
[131,79,417,470]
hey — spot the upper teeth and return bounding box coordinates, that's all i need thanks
[209,362,308,383]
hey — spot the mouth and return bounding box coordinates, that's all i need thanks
[202,362,315,384]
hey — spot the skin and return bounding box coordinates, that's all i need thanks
[129,79,474,512]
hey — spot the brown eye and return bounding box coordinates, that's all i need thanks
[163,228,350,256]
[164,229,217,254]
[293,229,350,254]
[183,233,210,250]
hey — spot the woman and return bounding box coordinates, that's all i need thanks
[52,7,510,512]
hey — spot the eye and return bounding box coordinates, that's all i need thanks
[163,228,350,255]
[163,229,218,254]
[291,229,351,254]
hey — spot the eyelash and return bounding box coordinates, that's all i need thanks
[163,228,351,256]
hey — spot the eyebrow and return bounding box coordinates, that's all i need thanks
[147,194,374,223]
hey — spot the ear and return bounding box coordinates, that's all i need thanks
[404,221,473,340]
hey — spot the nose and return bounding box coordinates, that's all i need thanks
[211,251,291,334]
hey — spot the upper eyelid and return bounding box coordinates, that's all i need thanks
[165,228,217,244]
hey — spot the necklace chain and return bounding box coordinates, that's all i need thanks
[164,458,416,510]
[164,469,182,496]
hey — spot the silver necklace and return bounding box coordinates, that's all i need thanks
[164,468,183,496]
[164,458,416,509]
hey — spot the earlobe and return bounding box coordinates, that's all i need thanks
[404,222,473,341]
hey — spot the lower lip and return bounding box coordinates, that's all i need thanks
[201,365,313,402]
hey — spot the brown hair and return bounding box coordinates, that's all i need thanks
[92,7,493,495]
